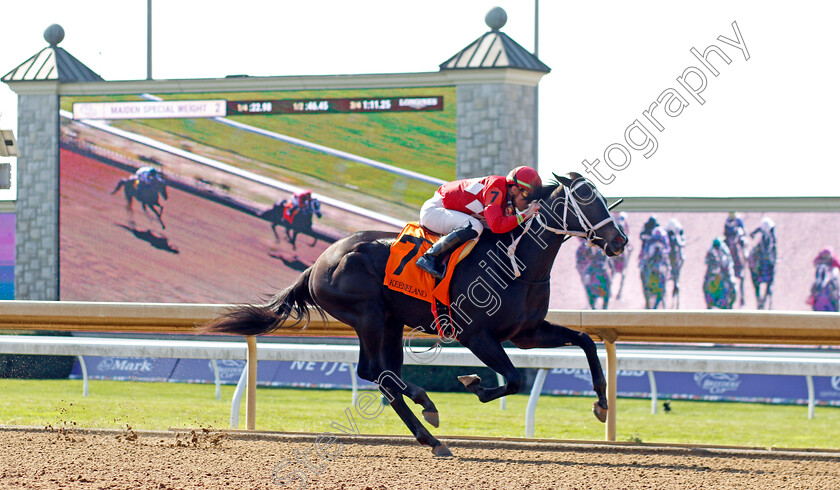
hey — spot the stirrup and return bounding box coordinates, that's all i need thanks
[416,255,444,279]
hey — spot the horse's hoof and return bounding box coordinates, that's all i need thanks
[457,374,481,388]
[422,410,440,428]
[432,443,453,457]
[593,402,608,423]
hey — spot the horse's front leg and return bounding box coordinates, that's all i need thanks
[457,333,522,404]
[511,320,608,423]
[152,205,165,230]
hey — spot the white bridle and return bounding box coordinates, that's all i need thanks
[506,179,616,277]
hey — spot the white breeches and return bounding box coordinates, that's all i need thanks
[419,192,484,235]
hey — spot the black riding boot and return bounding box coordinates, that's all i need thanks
[416,225,479,279]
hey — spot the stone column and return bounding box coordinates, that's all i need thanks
[14,93,59,300]
[456,82,538,179]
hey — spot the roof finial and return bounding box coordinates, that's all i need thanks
[44,24,65,47]
[485,7,507,31]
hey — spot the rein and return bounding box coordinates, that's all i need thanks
[505,181,619,278]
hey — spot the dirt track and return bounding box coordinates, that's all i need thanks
[2,428,839,489]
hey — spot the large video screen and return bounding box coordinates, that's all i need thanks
[58,88,839,312]
[59,87,456,303]
[549,211,840,311]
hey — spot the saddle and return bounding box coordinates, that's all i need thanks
[282,202,300,223]
[383,223,472,336]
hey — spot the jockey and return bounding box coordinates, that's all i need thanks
[814,246,840,271]
[810,248,840,311]
[415,165,542,279]
[289,190,312,213]
[135,166,160,185]
[664,218,686,249]
[723,212,746,244]
[706,236,734,275]
[638,216,658,261]
[750,216,776,241]
[641,226,670,263]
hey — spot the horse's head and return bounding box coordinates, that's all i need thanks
[311,198,322,219]
[530,172,627,257]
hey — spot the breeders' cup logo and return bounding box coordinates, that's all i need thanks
[832,376,840,392]
[210,360,246,380]
[97,358,115,371]
[694,373,741,394]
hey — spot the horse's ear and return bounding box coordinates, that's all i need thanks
[553,172,572,187]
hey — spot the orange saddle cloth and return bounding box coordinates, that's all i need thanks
[383,222,472,306]
[282,202,298,223]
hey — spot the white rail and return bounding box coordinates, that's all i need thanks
[2,335,839,436]
[2,301,840,440]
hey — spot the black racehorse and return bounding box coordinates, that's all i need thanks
[201,173,627,456]
[111,173,168,230]
[259,198,322,249]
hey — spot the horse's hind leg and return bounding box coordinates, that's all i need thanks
[511,320,608,422]
[355,316,449,456]
[359,339,439,427]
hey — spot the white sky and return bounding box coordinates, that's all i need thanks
[1,1,838,198]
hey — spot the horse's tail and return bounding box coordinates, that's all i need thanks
[198,268,326,336]
[111,179,127,195]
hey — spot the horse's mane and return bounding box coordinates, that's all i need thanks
[527,179,562,203]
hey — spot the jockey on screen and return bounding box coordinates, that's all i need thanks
[723,211,746,246]
[664,218,686,249]
[644,227,670,261]
[638,216,658,262]
[750,216,776,242]
[289,190,312,213]
[706,236,734,274]
[415,165,542,279]
[135,166,160,185]
[814,246,840,271]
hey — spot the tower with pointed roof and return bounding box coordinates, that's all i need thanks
[439,7,549,178]
[3,24,106,299]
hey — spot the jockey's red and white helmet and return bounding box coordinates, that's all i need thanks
[295,189,312,199]
[506,166,542,193]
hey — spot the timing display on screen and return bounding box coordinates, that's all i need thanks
[227,96,444,115]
